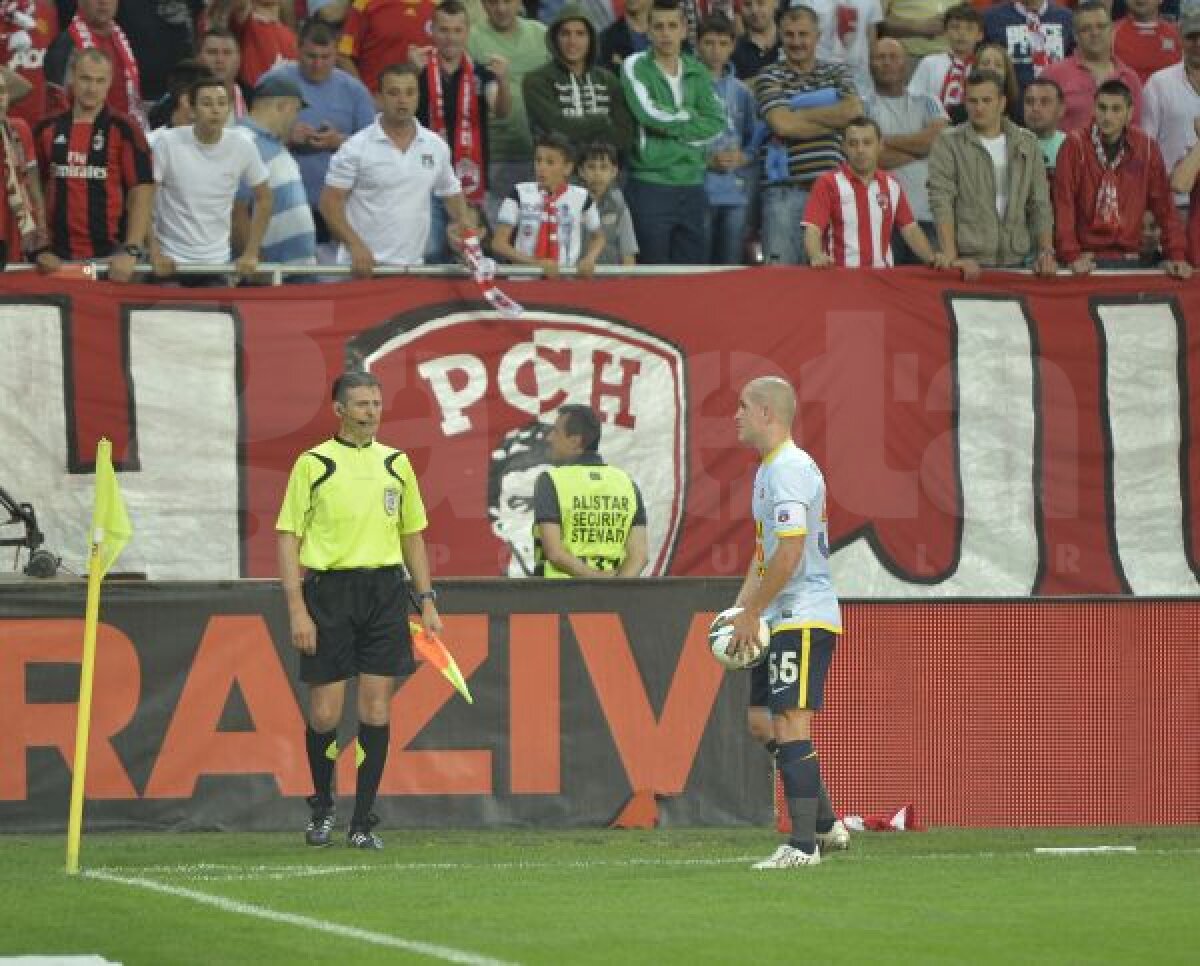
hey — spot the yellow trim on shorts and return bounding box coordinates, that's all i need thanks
[776,527,807,537]
[798,628,811,708]
[771,620,843,634]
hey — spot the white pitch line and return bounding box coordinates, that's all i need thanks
[84,869,517,966]
[90,847,1200,883]
[1033,846,1138,854]
[92,856,762,881]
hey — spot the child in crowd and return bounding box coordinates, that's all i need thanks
[577,141,638,267]
[907,4,984,125]
[493,132,606,277]
[696,14,756,266]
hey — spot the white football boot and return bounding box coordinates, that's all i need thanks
[816,819,850,852]
[751,844,821,869]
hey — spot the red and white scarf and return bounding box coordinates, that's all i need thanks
[535,185,568,264]
[1014,2,1050,76]
[0,119,43,254]
[940,55,971,106]
[1090,123,1126,232]
[427,55,485,205]
[461,230,523,318]
[68,15,145,129]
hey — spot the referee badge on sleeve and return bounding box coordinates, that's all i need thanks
[383,487,399,516]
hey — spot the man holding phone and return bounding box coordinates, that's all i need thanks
[260,19,377,262]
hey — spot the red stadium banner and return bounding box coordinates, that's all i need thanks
[2,269,1199,594]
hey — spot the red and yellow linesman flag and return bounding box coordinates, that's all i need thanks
[66,438,132,875]
[409,621,473,704]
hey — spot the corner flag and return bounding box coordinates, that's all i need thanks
[90,438,132,580]
[67,438,132,875]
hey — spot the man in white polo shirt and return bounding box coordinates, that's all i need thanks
[320,62,471,277]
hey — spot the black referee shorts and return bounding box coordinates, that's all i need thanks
[300,567,416,685]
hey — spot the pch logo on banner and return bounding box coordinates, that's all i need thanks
[347,307,688,577]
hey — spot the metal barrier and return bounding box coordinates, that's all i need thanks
[4,261,745,285]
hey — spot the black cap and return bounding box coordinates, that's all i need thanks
[252,75,308,107]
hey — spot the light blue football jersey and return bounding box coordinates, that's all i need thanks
[751,441,841,632]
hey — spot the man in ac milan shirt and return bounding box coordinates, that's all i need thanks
[33,48,152,281]
[802,115,946,268]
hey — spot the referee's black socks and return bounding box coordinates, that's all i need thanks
[352,722,390,828]
[305,726,337,809]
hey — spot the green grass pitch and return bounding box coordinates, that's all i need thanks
[2,827,1199,964]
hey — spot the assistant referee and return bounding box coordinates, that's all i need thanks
[277,370,441,850]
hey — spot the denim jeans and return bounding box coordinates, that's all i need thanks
[424,195,449,265]
[762,183,811,266]
[707,203,749,265]
[625,179,711,265]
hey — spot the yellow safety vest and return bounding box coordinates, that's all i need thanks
[536,463,637,578]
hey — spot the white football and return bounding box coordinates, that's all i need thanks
[708,607,770,670]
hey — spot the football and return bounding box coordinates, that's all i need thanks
[708,607,770,670]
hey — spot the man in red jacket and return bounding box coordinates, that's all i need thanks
[1053,78,1190,277]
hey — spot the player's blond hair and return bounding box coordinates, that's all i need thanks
[745,376,796,427]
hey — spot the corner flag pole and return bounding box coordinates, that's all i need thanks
[66,438,132,876]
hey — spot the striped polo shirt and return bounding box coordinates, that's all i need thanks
[754,58,858,187]
[235,119,316,265]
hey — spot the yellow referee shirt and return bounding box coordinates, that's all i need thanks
[276,437,428,571]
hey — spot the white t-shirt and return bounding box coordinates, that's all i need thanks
[864,91,947,221]
[661,59,684,107]
[807,0,884,97]
[153,126,269,264]
[1142,62,1200,205]
[325,118,461,267]
[981,134,1008,217]
[496,182,601,268]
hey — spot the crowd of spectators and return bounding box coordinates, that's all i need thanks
[0,0,1196,278]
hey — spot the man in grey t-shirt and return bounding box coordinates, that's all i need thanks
[864,37,947,263]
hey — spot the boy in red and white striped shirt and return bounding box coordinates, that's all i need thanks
[802,115,947,268]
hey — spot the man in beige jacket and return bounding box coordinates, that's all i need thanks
[928,69,1057,280]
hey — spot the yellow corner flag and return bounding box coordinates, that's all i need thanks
[66,438,132,875]
[90,438,133,580]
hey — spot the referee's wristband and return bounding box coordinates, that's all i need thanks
[415,589,438,605]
